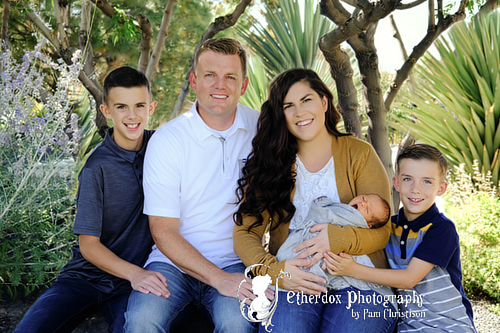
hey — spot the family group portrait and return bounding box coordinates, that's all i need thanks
[0,0,499,332]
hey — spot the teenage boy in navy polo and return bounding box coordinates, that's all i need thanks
[324,144,476,332]
[15,66,169,333]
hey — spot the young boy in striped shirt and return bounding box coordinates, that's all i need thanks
[324,144,476,332]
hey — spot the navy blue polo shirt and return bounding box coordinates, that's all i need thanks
[386,204,474,325]
[59,128,154,293]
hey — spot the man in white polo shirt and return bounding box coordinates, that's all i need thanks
[124,38,259,332]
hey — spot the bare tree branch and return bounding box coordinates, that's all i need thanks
[341,0,372,11]
[384,0,468,110]
[320,0,353,25]
[53,0,70,49]
[437,0,444,21]
[80,0,108,137]
[429,0,436,29]
[145,0,177,82]
[24,11,62,50]
[171,0,252,119]
[478,0,500,15]
[91,0,115,18]
[396,0,427,10]
[389,14,415,91]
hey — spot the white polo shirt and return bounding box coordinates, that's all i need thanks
[143,102,259,270]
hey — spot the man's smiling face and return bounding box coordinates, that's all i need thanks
[189,50,249,131]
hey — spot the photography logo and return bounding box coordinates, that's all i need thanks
[238,264,290,332]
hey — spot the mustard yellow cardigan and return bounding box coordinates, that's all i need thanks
[233,135,391,287]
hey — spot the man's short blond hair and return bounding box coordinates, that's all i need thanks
[193,38,247,78]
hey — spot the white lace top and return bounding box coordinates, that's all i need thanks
[289,155,340,230]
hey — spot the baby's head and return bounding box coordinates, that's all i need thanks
[348,194,390,229]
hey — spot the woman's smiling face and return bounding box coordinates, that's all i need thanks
[283,81,329,144]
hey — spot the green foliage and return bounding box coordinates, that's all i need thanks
[109,9,140,45]
[392,11,500,186]
[235,0,335,111]
[443,162,500,302]
[0,43,80,297]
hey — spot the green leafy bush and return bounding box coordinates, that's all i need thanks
[0,41,81,297]
[443,162,500,302]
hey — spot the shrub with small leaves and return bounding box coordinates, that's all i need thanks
[443,162,500,302]
[0,40,82,297]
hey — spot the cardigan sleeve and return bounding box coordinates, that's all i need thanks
[327,136,391,256]
[233,212,287,287]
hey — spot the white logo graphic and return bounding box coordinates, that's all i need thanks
[238,264,290,332]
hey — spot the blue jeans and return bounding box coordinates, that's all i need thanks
[14,277,130,333]
[265,288,397,333]
[124,262,256,333]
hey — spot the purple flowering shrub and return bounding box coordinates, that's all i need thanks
[0,40,83,297]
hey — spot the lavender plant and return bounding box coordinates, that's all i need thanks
[0,40,82,297]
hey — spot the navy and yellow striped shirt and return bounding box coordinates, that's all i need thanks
[386,204,476,332]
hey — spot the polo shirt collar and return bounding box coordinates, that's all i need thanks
[103,128,150,163]
[190,101,250,142]
[394,203,440,232]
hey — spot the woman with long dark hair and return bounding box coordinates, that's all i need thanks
[234,68,397,332]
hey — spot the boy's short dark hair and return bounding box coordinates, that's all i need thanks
[102,66,150,104]
[193,38,247,78]
[370,194,391,229]
[396,144,448,181]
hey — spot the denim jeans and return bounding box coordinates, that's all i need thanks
[14,277,130,333]
[124,262,256,333]
[264,287,397,333]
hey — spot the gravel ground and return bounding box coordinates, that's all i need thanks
[1,291,498,332]
[469,294,500,333]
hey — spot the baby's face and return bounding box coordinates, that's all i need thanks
[348,195,385,227]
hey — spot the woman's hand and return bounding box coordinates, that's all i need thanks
[294,223,330,269]
[322,251,356,277]
[282,258,327,295]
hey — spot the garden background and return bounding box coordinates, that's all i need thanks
[0,0,499,332]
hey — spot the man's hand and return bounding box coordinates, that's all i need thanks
[130,269,170,298]
[214,272,274,305]
[282,258,327,295]
[294,223,330,269]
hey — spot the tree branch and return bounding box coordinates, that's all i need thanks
[91,0,115,18]
[24,11,61,50]
[53,0,70,49]
[171,0,252,119]
[80,0,107,137]
[145,0,177,82]
[428,0,435,29]
[389,14,415,91]
[384,0,468,110]
[396,0,427,10]
[477,0,500,15]
[137,14,153,74]
[320,0,351,25]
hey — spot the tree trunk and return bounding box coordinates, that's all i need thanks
[145,0,177,82]
[80,0,107,137]
[348,25,395,201]
[1,0,10,51]
[478,0,500,15]
[318,40,362,138]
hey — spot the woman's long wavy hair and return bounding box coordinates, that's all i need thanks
[234,68,349,231]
